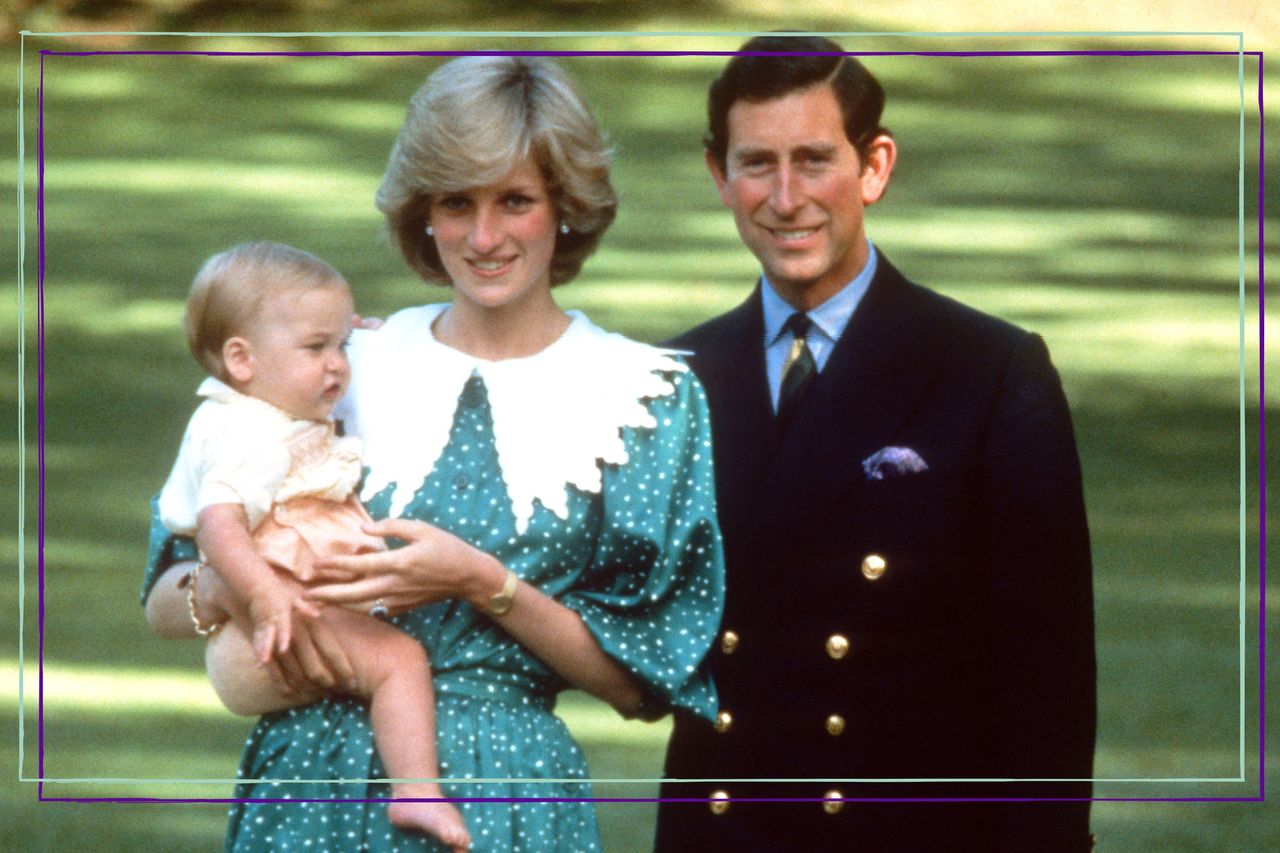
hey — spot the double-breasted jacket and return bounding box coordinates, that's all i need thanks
[654,255,1096,852]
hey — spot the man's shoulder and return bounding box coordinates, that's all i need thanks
[664,297,754,355]
[899,274,1032,353]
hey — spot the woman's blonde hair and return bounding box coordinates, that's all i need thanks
[185,241,347,380]
[376,56,617,286]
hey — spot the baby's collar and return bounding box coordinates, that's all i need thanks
[196,376,333,427]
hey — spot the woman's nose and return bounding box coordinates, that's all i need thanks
[467,204,503,253]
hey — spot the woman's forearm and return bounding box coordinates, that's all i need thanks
[146,557,240,639]
[145,561,201,638]
[463,553,645,716]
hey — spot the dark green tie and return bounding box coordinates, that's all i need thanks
[778,312,816,426]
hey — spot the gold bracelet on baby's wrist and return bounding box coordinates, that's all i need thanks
[184,561,225,637]
[486,569,519,617]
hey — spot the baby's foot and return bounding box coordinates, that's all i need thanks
[388,799,471,852]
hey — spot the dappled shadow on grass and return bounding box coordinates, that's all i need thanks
[39,705,250,783]
[1070,383,1267,776]
[10,34,1271,853]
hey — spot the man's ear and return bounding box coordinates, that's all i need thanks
[705,149,732,207]
[859,134,897,206]
[221,336,254,385]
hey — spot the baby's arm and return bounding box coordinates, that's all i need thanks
[197,503,320,663]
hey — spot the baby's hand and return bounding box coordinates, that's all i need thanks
[248,577,322,664]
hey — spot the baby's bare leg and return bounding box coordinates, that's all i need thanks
[321,607,470,852]
[206,615,324,717]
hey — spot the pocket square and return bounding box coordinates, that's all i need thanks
[862,446,929,480]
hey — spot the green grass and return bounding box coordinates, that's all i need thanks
[5,27,1275,853]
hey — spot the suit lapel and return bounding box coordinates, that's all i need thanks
[755,257,938,556]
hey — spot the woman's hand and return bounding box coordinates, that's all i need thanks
[306,518,506,613]
[310,517,645,717]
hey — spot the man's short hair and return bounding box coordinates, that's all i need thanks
[706,35,891,171]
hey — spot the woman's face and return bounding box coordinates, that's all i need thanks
[428,156,559,315]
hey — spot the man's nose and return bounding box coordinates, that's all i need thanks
[769,165,804,217]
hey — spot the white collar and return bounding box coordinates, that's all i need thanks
[345,305,687,533]
[196,376,312,424]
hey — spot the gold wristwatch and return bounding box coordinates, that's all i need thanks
[487,569,518,616]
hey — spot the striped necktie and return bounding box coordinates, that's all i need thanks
[778,311,816,426]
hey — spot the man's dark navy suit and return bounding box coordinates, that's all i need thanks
[654,255,1096,852]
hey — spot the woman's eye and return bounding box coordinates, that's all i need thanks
[437,195,469,212]
[503,193,534,209]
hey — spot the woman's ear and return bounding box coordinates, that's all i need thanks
[222,336,254,385]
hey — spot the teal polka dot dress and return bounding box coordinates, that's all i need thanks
[142,307,725,852]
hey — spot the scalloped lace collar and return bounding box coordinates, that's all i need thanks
[345,305,687,534]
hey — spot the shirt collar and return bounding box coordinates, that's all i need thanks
[197,376,302,422]
[761,240,878,346]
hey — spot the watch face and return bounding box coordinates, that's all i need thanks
[488,570,518,615]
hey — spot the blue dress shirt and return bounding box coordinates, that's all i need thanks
[761,240,878,411]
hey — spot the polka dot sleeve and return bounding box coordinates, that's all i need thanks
[560,367,725,722]
[140,495,197,605]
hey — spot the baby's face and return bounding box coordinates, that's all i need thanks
[239,282,354,421]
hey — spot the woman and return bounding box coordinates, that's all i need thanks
[142,56,724,852]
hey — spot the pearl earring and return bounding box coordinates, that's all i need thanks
[559,222,570,235]
[425,224,434,236]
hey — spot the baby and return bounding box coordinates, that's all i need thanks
[158,242,469,851]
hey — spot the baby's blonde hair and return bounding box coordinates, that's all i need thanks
[185,242,348,381]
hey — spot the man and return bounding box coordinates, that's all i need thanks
[654,36,1096,852]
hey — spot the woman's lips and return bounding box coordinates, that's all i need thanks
[467,256,517,276]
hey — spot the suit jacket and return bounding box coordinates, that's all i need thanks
[654,255,1096,852]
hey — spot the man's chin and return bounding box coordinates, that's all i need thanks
[762,262,826,295]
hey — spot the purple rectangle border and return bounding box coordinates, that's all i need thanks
[27,44,1267,807]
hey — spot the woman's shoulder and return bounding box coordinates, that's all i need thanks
[349,304,447,355]
[560,311,690,376]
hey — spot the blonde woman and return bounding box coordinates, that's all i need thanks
[143,56,724,853]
